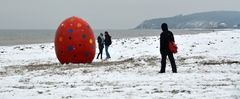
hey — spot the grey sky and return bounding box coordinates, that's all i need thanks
[0,0,239,29]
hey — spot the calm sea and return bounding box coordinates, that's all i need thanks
[0,29,215,46]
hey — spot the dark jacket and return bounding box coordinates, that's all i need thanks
[160,23,175,54]
[105,34,112,46]
[97,36,104,49]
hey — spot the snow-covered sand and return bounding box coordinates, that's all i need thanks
[0,30,240,99]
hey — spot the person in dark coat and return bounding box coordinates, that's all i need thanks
[104,31,112,59]
[96,33,104,59]
[159,23,177,73]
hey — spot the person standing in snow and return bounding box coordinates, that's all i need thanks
[104,31,112,60]
[96,33,104,59]
[159,23,177,73]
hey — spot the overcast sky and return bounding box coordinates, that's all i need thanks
[0,0,240,29]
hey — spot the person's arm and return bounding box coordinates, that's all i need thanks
[169,31,175,42]
[160,33,166,54]
[172,33,175,42]
[160,35,161,54]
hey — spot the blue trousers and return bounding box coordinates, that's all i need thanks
[105,45,111,58]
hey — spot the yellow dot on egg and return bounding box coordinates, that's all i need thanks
[77,23,82,28]
[59,37,63,42]
[70,18,75,22]
[89,39,93,44]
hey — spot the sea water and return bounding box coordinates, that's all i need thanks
[0,29,215,46]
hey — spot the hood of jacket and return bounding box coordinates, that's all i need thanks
[161,23,168,32]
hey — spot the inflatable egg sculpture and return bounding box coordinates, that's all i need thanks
[55,16,96,64]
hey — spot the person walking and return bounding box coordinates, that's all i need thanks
[104,31,112,60]
[96,33,104,59]
[159,23,177,73]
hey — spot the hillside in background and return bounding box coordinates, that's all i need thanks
[135,11,240,29]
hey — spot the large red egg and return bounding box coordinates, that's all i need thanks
[55,16,96,64]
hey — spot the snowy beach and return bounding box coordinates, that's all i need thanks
[0,30,240,98]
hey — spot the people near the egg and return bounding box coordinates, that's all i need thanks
[96,33,104,59]
[104,31,112,60]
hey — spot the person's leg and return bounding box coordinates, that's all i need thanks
[100,48,103,59]
[96,47,101,59]
[105,45,110,59]
[160,53,167,73]
[107,46,111,58]
[168,53,177,73]
[96,52,99,59]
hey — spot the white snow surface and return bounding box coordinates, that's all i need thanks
[0,30,240,99]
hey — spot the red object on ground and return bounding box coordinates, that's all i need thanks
[55,16,96,64]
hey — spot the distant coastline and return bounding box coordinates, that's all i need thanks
[135,11,240,29]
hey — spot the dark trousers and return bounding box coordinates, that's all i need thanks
[97,46,103,59]
[160,52,177,73]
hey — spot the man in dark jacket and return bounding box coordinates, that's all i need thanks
[96,33,104,59]
[159,23,177,73]
[104,31,111,59]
